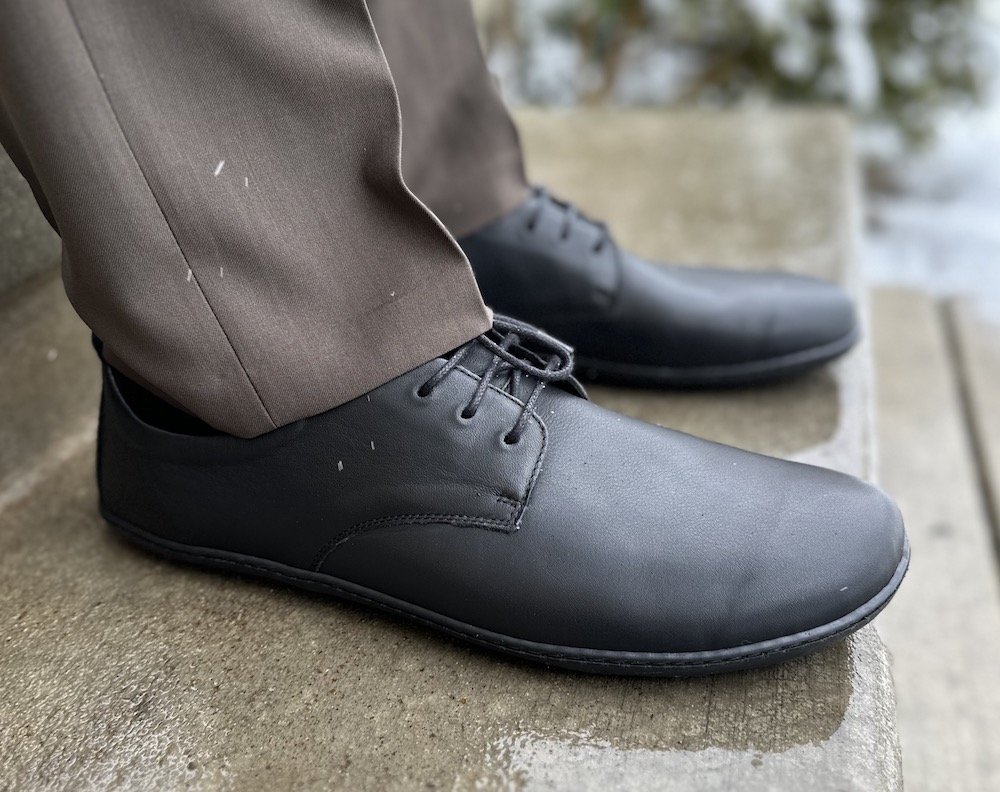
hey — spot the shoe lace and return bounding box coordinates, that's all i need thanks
[524,186,613,254]
[416,316,575,445]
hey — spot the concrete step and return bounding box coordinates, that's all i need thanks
[0,109,900,791]
[0,153,58,295]
[873,290,1000,791]
[948,296,1000,538]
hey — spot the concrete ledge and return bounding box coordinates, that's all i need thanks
[0,155,59,295]
[0,110,899,790]
[0,273,99,503]
[873,290,1000,790]
[949,296,1000,535]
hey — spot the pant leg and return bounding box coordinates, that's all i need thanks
[367,0,530,238]
[0,0,490,437]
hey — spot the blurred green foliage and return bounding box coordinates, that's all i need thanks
[479,0,990,148]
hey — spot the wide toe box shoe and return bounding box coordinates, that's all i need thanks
[98,318,906,676]
[460,187,859,386]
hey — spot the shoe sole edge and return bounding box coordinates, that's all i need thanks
[575,325,860,388]
[103,508,909,677]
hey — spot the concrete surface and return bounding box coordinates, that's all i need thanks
[873,290,1000,792]
[948,297,1000,543]
[0,110,901,790]
[0,274,100,505]
[0,153,59,295]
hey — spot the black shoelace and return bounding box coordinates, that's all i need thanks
[524,186,613,254]
[416,316,575,445]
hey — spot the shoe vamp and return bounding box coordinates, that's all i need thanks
[322,387,901,653]
[555,260,800,367]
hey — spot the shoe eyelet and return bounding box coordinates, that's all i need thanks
[457,406,476,422]
[414,384,432,400]
[502,432,520,446]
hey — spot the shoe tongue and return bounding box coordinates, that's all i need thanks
[535,189,620,303]
[457,337,499,375]
[449,332,588,402]
[455,337,532,400]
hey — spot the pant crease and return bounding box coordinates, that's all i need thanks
[60,0,278,430]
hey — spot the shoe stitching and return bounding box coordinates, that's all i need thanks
[310,368,548,571]
[310,513,516,572]
[453,364,547,528]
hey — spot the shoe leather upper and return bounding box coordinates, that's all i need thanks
[98,325,904,654]
[459,188,858,370]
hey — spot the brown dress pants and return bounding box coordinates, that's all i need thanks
[0,0,530,437]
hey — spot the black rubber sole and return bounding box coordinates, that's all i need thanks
[575,326,860,388]
[104,508,908,677]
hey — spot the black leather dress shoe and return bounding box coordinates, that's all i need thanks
[459,187,859,386]
[98,318,906,676]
